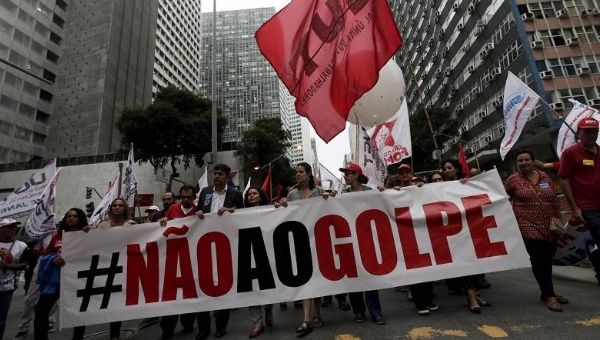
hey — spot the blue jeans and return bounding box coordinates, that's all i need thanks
[349,290,382,320]
[0,290,15,340]
[582,209,600,248]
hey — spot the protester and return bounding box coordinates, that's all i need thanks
[559,117,600,285]
[505,150,566,311]
[428,171,444,183]
[14,235,58,340]
[0,219,28,340]
[144,205,160,223]
[156,192,175,220]
[275,162,332,337]
[470,167,481,176]
[33,209,87,340]
[244,186,273,338]
[159,185,201,340]
[442,159,491,313]
[339,163,386,325]
[196,164,244,339]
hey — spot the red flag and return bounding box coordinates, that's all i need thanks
[274,184,284,201]
[261,169,272,200]
[458,142,472,178]
[255,0,402,142]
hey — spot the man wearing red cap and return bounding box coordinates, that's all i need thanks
[559,117,600,283]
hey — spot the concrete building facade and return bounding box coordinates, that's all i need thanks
[0,0,68,163]
[390,0,600,171]
[153,0,202,93]
[44,0,159,158]
[199,8,280,151]
[279,82,315,166]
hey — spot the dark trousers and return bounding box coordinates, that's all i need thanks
[348,290,382,320]
[0,290,14,340]
[34,293,85,340]
[197,310,230,336]
[160,313,198,336]
[583,209,600,281]
[523,238,557,298]
[409,282,434,310]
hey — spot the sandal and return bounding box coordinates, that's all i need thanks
[313,317,323,328]
[295,321,313,337]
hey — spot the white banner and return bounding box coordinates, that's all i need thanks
[556,99,600,157]
[553,222,598,265]
[89,175,119,226]
[368,100,412,166]
[317,163,344,192]
[60,170,529,328]
[499,72,541,160]
[0,160,56,218]
[357,125,386,188]
[121,145,137,201]
[24,169,60,238]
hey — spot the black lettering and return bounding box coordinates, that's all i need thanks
[273,221,313,287]
[237,227,276,292]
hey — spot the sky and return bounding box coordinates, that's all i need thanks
[200,0,351,177]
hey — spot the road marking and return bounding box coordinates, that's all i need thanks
[509,324,541,333]
[478,325,508,338]
[336,334,361,340]
[575,316,600,326]
[407,327,467,339]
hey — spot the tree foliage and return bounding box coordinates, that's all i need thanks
[116,85,226,189]
[235,118,296,190]
[409,106,459,172]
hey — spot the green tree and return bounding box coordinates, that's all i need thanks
[409,106,459,172]
[235,118,295,195]
[116,85,226,190]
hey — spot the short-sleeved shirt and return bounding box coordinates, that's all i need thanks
[165,203,198,221]
[505,170,559,241]
[287,187,324,202]
[559,143,600,210]
[0,240,28,291]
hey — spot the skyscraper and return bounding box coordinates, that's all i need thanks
[153,0,202,93]
[199,8,280,151]
[44,0,159,158]
[390,0,600,169]
[280,82,314,166]
[0,0,67,163]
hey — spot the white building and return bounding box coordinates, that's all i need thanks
[279,82,314,166]
[153,0,202,93]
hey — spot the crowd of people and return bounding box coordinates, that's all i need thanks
[1,117,599,340]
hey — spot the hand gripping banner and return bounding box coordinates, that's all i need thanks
[60,170,529,328]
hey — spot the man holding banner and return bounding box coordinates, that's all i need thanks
[559,117,600,284]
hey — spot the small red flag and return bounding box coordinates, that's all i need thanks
[458,142,472,178]
[261,169,272,200]
[255,0,402,142]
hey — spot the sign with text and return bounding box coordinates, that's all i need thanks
[60,170,529,328]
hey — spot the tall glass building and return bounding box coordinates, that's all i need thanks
[199,8,280,151]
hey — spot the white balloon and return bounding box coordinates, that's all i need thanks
[347,59,406,127]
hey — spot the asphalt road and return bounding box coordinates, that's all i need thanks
[4,266,599,340]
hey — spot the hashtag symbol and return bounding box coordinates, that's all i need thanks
[76,252,123,312]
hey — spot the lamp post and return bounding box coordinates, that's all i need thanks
[435,132,480,170]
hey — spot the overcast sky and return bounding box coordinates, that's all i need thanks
[200,0,351,177]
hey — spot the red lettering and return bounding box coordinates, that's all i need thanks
[462,194,508,258]
[348,0,369,14]
[423,201,462,265]
[311,0,344,43]
[197,232,233,297]
[315,214,358,281]
[356,209,397,275]
[162,238,197,301]
[394,207,432,269]
[126,242,159,305]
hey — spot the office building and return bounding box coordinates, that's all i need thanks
[0,0,68,163]
[280,81,314,165]
[153,0,202,93]
[390,0,600,170]
[199,8,280,150]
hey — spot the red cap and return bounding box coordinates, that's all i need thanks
[398,163,412,172]
[577,117,599,129]
[339,163,363,176]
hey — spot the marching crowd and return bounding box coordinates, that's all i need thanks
[1,117,599,340]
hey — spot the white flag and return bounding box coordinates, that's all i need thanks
[357,125,386,188]
[194,167,209,205]
[25,169,61,238]
[121,144,138,200]
[90,175,119,227]
[318,163,344,192]
[0,160,56,218]
[556,99,600,157]
[499,72,541,160]
[242,177,252,198]
[368,100,412,166]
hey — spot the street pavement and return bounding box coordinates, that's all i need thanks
[4,266,599,340]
